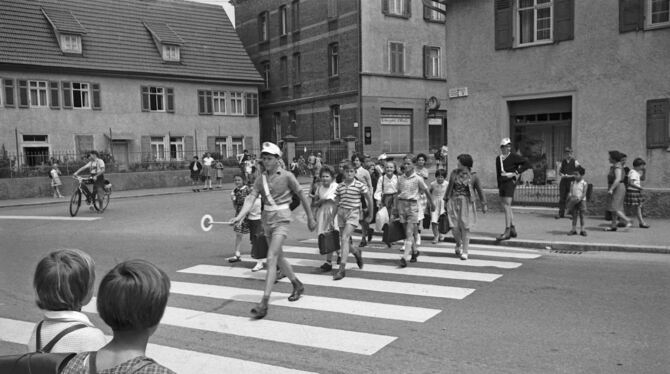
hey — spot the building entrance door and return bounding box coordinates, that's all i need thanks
[428,115,447,153]
[112,141,129,171]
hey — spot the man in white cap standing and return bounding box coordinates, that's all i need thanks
[495,138,531,241]
[232,141,317,319]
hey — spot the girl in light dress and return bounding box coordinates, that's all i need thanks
[312,165,341,271]
[429,169,448,244]
[412,153,430,247]
[227,174,250,263]
[50,163,64,198]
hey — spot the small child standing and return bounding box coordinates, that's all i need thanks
[312,165,340,272]
[566,166,589,236]
[50,163,64,198]
[625,158,650,228]
[227,174,250,263]
[214,159,225,189]
[429,169,448,244]
[246,172,265,271]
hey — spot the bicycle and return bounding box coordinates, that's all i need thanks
[69,176,112,217]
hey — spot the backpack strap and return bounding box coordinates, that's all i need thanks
[38,322,87,353]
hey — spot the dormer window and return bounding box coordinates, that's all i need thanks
[41,7,87,55]
[60,34,82,54]
[162,45,180,62]
[144,21,184,63]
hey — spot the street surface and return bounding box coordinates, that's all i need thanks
[1,191,669,373]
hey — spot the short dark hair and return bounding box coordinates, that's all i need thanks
[404,154,416,163]
[457,154,474,169]
[34,249,95,312]
[88,150,99,157]
[351,154,362,163]
[416,153,428,162]
[319,164,335,178]
[341,162,355,171]
[632,157,646,167]
[435,169,448,178]
[233,173,246,182]
[575,165,586,175]
[608,150,623,162]
[97,260,170,331]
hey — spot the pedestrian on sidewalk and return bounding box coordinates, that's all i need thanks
[189,156,202,192]
[566,166,589,236]
[214,158,225,189]
[429,169,448,244]
[624,157,650,228]
[556,146,580,219]
[49,163,64,198]
[201,152,215,191]
[444,154,487,260]
[333,162,370,280]
[312,165,341,272]
[495,138,531,241]
[396,154,434,267]
[227,174,251,263]
[231,142,316,319]
[605,150,632,231]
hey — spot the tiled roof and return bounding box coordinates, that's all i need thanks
[143,21,184,45]
[41,7,87,34]
[0,0,262,83]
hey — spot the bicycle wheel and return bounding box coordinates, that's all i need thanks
[69,190,81,217]
[94,189,110,212]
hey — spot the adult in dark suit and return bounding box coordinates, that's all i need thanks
[495,138,531,241]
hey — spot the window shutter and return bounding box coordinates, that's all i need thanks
[141,136,151,161]
[403,0,411,17]
[328,0,338,19]
[62,81,72,109]
[18,80,28,108]
[92,83,102,110]
[423,3,431,20]
[184,136,194,156]
[198,90,207,115]
[423,46,430,78]
[3,79,15,108]
[619,0,644,33]
[49,81,59,109]
[166,88,175,113]
[554,0,574,42]
[382,0,389,15]
[207,136,216,152]
[141,86,149,112]
[494,0,513,50]
[647,99,670,148]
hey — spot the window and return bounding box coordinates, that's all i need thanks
[389,42,405,74]
[517,0,553,46]
[649,0,670,27]
[280,56,288,86]
[328,0,338,19]
[141,86,174,113]
[292,0,300,32]
[274,112,282,141]
[230,92,244,115]
[292,53,301,84]
[647,99,669,148]
[215,137,228,157]
[29,81,48,107]
[258,11,269,42]
[213,91,226,114]
[424,1,446,22]
[162,45,180,62]
[261,61,270,89]
[331,105,341,139]
[328,43,339,77]
[72,82,90,108]
[245,93,259,116]
[279,6,288,35]
[170,137,184,160]
[423,46,441,78]
[60,34,82,54]
[383,0,411,17]
[150,136,166,160]
[147,87,163,111]
[3,79,15,108]
[380,109,412,153]
[232,137,244,157]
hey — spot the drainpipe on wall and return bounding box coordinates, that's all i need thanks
[15,128,20,169]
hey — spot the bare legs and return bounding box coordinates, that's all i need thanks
[497,196,514,240]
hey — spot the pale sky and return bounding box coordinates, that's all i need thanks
[188,0,235,26]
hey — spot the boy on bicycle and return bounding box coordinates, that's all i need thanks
[73,151,106,209]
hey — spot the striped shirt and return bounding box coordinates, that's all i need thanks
[397,172,426,201]
[336,179,368,210]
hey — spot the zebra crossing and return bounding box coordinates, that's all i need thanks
[0,237,542,373]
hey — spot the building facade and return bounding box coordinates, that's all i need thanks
[442,0,670,188]
[0,0,262,172]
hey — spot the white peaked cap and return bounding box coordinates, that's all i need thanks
[500,137,512,146]
[378,153,387,160]
[261,142,282,157]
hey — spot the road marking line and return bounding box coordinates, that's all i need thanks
[0,215,101,221]
[83,301,396,355]
[0,317,316,374]
[179,265,475,300]
[283,246,523,269]
[239,258,501,282]
[171,281,441,322]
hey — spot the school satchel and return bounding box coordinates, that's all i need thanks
[0,321,86,374]
[382,220,406,245]
[422,213,431,229]
[318,230,341,255]
[251,234,269,259]
[438,213,451,234]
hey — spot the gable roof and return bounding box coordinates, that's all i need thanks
[41,7,87,35]
[0,0,262,84]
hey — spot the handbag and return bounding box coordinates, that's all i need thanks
[0,321,86,374]
[318,230,341,255]
[438,213,450,234]
[382,220,406,245]
[251,234,269,259]
[422,213,431,229]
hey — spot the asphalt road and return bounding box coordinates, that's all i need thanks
[1,191,669,374]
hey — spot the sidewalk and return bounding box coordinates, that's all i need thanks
[1,180,668,254]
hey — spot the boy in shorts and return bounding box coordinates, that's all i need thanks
[567,166,589,236]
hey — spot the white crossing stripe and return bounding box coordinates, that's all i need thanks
[82,301,396,355]
[0,317,317,374]
[171,281,441,322]
[283,246,523,269]
[240,258,501,282]
[0,215,101,221]
[178,265,475,300]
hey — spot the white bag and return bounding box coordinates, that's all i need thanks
[375,206,389,232]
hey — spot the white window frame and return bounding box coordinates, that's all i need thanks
[29,80,48,108]
[647,0,670,28]
[389,41,405,74]
[515,0,554,47]
[230,92,244,115]
[259,12,269,42]
[279,5,288,35]
[331,105,341,140]
[428,1,446,21]
[215,137,228,158]
[72,82,90,109]
[329,43,339,77]
[213,91,226,114]
[60,34,82,53]
[150,136,166,161]
[389,0,405,15]
[162,44,180,62]
[169,136,184,161]
[428,47,441,78]
[148,87,165,112]
[231,137,244,157]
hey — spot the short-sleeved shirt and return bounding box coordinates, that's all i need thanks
[336,179,368,210]
[355,166,373,189]
[627,169,642,190]
[569,179,588,201]
[253,168,301,206]
[86,159,105,175]
[397,172,427,201]
[61,353,176,374]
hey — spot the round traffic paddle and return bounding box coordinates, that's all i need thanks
[200,214,233,232]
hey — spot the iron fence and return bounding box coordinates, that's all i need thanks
[513,182,560,206]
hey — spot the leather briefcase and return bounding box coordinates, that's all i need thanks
[318,230,341,255]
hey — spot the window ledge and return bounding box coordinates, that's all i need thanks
[328,75,340,80]
[514,40,554,49]
[293,82,302,87]
[424,18,446,24]
[383,13,411,20]
[645,23,670,31]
